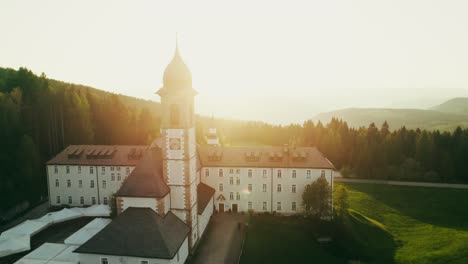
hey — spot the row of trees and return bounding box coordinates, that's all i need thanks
[215,119,468,183]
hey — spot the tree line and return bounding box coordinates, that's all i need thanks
[1,66,468,213]
[0,67,160,212]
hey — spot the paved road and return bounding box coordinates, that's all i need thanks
[335,177,468,189]
[189,213,248,264]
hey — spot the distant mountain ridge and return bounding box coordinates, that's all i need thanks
[312,98,468,131]
[430,97,468,115]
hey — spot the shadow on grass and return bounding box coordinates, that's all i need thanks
[344,183,468,231]
[329,209,396,263]
[240,212,397,264]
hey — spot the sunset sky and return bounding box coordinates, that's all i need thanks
[2,0,468,124]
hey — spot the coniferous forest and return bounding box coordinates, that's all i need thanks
[1,67,468,213]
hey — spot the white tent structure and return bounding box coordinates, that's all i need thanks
[0,235,30,258]
[64,218,111,246]
[13,243,79,264]
[0,205,110,258]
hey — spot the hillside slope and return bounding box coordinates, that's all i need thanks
[312,108,468,131]
[430,97,468,115]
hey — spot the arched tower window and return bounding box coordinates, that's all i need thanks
[170,104,179,127]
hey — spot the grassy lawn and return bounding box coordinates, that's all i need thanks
[240,183,468,264]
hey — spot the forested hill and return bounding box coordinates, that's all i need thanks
[1,67,468,215]
[430,97,468,115]
[0,67,167,212]
[312,108,468,131]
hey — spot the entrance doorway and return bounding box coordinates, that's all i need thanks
[219,203,224,213]
[232,204,238,213]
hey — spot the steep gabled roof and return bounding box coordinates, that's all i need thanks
[46,145,147,166]
[74,208,189,259]
[198,146,335,169]
[116,147,169,198]
[197,183,215,214]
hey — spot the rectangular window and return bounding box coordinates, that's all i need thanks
[248,184,252,192]
[229,177,234,185]
[80,196,84,205]
[236,177,240,185]
[219,183,223,192]
[141,261,149,264]
[292,202,297,211]
[292,184,296,193]
[205,169,209,177]
[236,169,241,174]
[248,201,252,210]
[90,180,95,188]
[262,184,267,192]
[92,197,96,205]
[321,170,326,177]
[263,202,267,211]
[102,180,106,189]
[262,170,267,178]
[68,196,72,204]
[117,166,121,171]
[248,169,252,178]
[277,202,282,211]
[103,197,108,205]
[229,168,234,174]
[78,180,82,188]
[56,196,60,204]
[54,166,58,174]
[90,166,94,174]
[66,166,70,174]
[111,173,115,181]
[229,192,234,200]
[101,258,108,264]
[236,192,240,200]
[306,170,311,179]
[111,166,115,171]
[219,169,223,177]
[117,174,121,181]
[102,166,105,174]
[55,179,59,187]
[67,179,71,188]
[277,184,282,192]
[277,170,282,178]
[78,166,81,174]
[292,170,296,178]
[126,167,130,175]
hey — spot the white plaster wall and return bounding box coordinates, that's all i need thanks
[120,197,157,212]
[48,165,135,207]
[78,238,188,264]
[98,166,132,205]
[170,186,186,210]
[163,194,171,215]
[201,167,333,214]
[198,196,213,238]
[188,127,196,158]
[167,160,185,185]
[172,210,187,224]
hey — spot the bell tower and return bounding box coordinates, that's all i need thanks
[157,40,199,250]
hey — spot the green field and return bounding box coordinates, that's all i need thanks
[240,183,468,264]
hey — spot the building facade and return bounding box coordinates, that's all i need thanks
[45,42,335,263]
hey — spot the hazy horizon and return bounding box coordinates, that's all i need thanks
[2,0,468,124]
